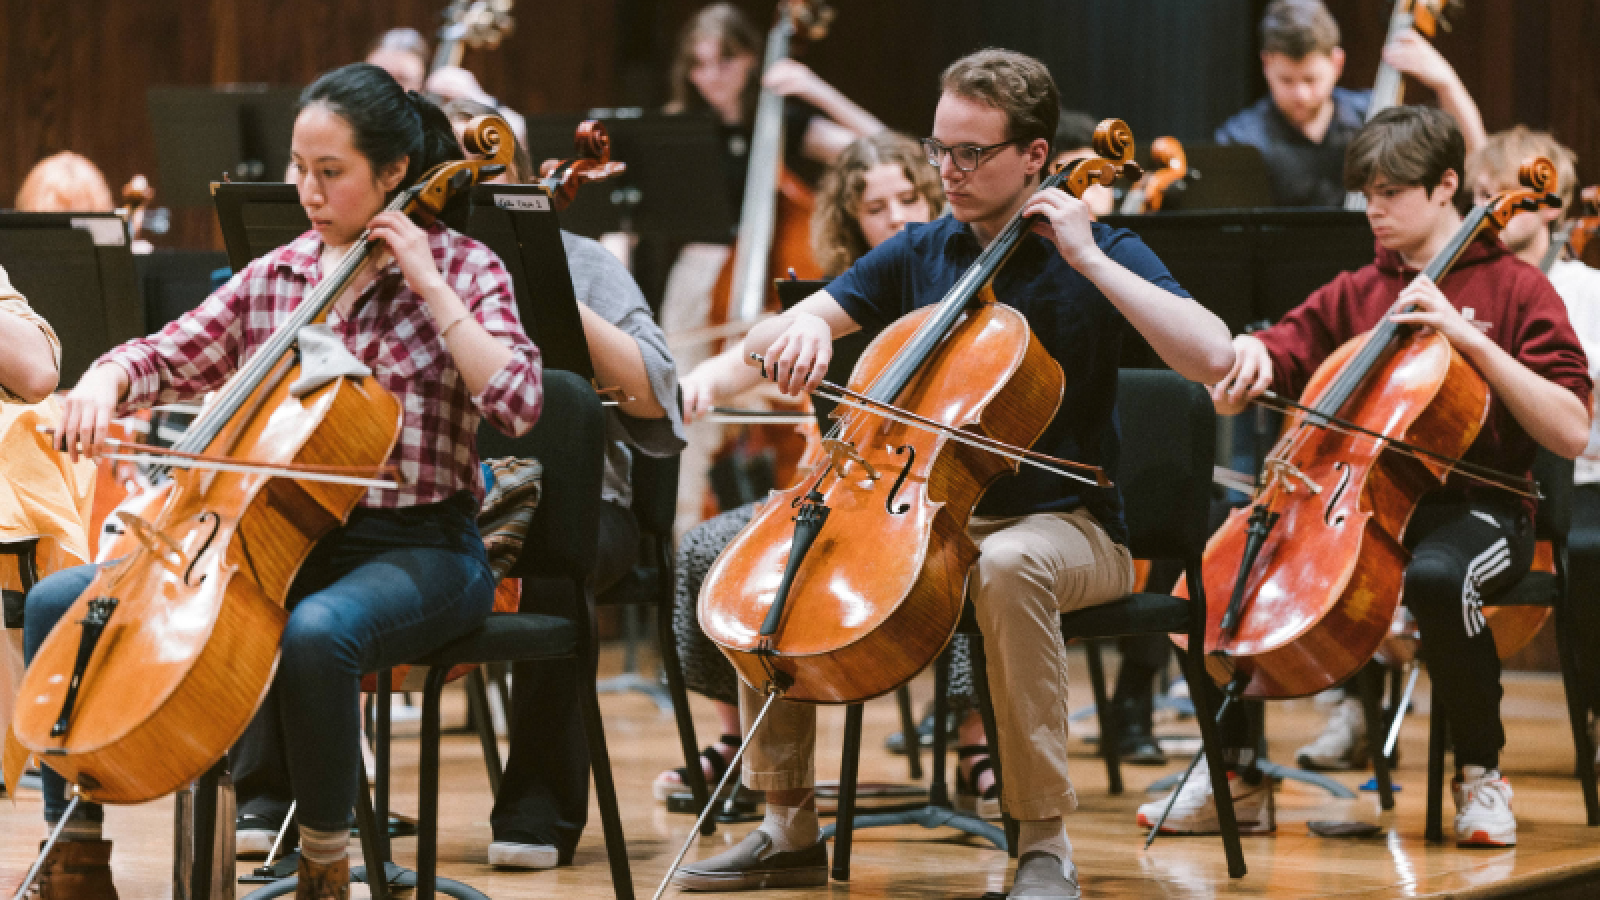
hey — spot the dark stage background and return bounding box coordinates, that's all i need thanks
[2,0,1597,249]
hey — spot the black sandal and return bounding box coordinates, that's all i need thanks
[953,745,1001,820]
[654,734,741,801]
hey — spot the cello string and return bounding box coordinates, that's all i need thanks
[652,690,785,900]
[1254,392,1539,498]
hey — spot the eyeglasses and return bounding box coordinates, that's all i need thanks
[921,137,1020,173]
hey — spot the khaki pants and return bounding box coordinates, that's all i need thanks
[738,508,1134,820]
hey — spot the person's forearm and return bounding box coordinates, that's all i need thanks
[579,304,667,418]
[0,310,58,402]
[1433,77,1487,157]
[1078,254,1235,385]
[423,281,514,397]
[1461,333,1590,458]
[804,80,883,139]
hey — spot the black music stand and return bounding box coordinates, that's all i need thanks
[0,212,143,385]
[1161,144,1275,211]
[148,86,301,208]
[520,110,735,243]
[210,182,596,381]
[1102,209,1372,370]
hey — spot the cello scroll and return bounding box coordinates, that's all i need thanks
[537,120,628,213]
[1061,118,1141,198]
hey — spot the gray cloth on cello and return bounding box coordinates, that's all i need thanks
[289,324,372,398]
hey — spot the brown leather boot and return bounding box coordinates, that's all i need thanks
[31,839,119,900]
[294,854,349,900]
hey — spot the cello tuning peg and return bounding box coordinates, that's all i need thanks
[1121,162,1144,181]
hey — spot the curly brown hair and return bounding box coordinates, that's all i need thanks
[811,132,945,276]
[666,3,762,123]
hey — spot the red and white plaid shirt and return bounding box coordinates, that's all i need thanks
[98,224,543,509]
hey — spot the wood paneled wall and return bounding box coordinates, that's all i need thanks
[2,0,1596,248]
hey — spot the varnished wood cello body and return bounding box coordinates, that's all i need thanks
[1186,158,1563,699]
[700,123,1136,703]
[8,118,515,804]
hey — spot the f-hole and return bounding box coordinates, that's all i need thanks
[885,444,916,515]
[1324,463,1351,526]
[184,511,221,586]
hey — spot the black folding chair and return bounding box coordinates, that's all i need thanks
[1054,369,1246,878]
[367,370,635,900]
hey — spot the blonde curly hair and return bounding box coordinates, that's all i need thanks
[811,132,944,276]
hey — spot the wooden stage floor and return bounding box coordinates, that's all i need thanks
[4,646,1599,898]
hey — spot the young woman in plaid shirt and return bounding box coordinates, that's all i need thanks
[26,63,542,900]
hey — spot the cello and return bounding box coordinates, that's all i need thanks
[6,116,515,807]
[1119,137,1190,214]
[698,120,1138,704]
[1186,156,1563,699]
[1345,0,1464,210]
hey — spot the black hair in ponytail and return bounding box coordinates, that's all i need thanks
[299,62,463,198]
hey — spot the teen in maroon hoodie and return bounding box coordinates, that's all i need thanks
[1138,106,1591,848]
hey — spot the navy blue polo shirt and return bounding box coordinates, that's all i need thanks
[1214,87,1371,207]
[825,215,1190,545]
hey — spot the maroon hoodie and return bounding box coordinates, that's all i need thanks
[1254,233,1592,515]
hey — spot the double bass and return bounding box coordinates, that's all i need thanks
[1345,0,1464,210]
[701,0,834,514]
[6,117,515,805]
[699,121,1139,704]
[1187,157,1563,699]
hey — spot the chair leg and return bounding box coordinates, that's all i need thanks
[968,631,1016,856]
[354,769,393,900]
[418,666,450,900]
[464,668,504,795]
[376,670,393,865]
[929,646,953,808]
[1083,639,1123,795]
[895,685,923,781]
[1426,703,1447,843]
[655,584,715,835]
[1552,568,1600,825]
[831,704,865,882]
[579,653,637,900]
[1356,662,1394,811]
[1184,656,1246,878]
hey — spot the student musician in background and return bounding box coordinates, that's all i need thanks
[14,151,114,213]
[1215,0,1485,207]
[441,98,685,870]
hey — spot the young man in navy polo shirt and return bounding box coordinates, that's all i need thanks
[673,49,1234,899]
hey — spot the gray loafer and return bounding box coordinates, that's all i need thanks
[672,830,827,892]
[1009,851,1082,899]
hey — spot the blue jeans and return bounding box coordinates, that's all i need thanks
[24,493,495,830]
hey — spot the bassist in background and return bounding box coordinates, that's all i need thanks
[1215,0,1484,207]
[1164,106,1590,848]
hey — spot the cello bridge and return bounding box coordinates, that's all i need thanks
[821,439,879,481]
[1262,459,1321,495]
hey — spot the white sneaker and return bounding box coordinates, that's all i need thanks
[1453,767,1516,847]
[488,841,560,869]
[1135,759,1275,834]
[1296,696,1368,771]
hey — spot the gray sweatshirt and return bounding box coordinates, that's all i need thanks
[560,231,686,507]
